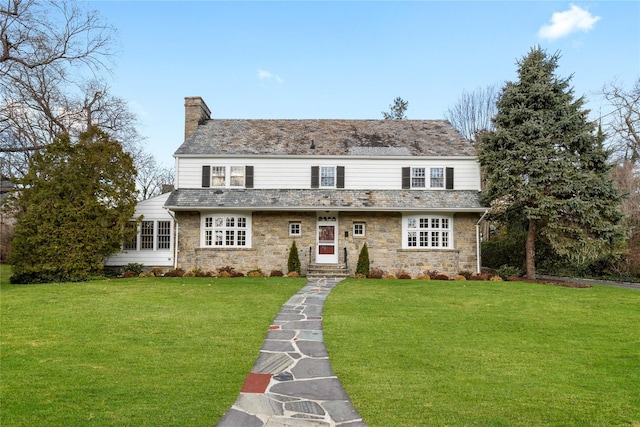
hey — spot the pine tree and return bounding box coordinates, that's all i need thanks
[8,127,138,283]
[287,241,301,275]
[355,243,370,277]
[479,47,623,279]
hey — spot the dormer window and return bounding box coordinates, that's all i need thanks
[321,166,336,187]
[202,166,254,188]
[311,166,345,188]
[402,167,454,189]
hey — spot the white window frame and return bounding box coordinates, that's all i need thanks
[402,214,453,249]
[207,166,245,188]
[410,167,446,189]
[320,166,336,188]
[289,221,301,236]
[411,167,426,188]
[201,213,252,248]
[430,167,444,188]
[353,222,366,237]
[123,220,172,251]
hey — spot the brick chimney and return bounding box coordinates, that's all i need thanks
[184,96,211,140]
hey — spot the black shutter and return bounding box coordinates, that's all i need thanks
[202,165,210,188]
[245,166,254,188]
[311,166,319,188]
[445,167,454,189]
[337,166,345,188]
[402,167,410,189]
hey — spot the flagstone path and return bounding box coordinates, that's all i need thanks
[217,278,367,427]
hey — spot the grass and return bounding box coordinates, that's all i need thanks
[3,266,639,426]
[0,265,305,426]
[324,279,640,427]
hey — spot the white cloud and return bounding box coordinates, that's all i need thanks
[257,69,283,84]
[538,4,601,40]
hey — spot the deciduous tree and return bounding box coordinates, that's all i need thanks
[8,127,138,283]
[0,0,142,179]
[479,47,623,279]
[445,84,498,143]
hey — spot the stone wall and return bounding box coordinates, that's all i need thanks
[175,210,480,277]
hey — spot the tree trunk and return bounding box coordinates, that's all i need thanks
[526,219,537,279]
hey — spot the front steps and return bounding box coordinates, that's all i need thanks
[306,263,349,279]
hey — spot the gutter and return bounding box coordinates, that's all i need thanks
[165,209,179,270]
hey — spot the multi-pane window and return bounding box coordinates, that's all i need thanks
[123,222,138,250]
[141,221,154,250]
[430,168,444,188]
[230,166,245,187]
[353,222,366,237]
[405,215,452,249]
[122,220,172,251]
[321,166,336,187]
[211,166,226,187]
[203,214,249,247]
[157,221,171,250]
[411,168,426,188]
[289,222,301,236]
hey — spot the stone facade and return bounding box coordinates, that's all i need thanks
[176,210,480,277]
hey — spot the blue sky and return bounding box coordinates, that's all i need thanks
[88,1,640,167]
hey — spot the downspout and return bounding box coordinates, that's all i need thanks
[476,210,489,274]
[166,209,179,270]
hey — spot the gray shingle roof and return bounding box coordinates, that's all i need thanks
[174,119,475,157]
[165,189,485,212]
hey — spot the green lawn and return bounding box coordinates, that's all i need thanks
[3,267,639,427]
[324,279,640,427]
[0,265,305,426]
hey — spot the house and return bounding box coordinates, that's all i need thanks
[104,191,175,270]
[108,96,487,277]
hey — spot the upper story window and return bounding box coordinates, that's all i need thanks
[402,167,454,190]
[311,166,345,189]
[403,214,453,249]
[202,214,251,248]
[430,168,444,188]
[202,166,254,188]
[321,166,335,187]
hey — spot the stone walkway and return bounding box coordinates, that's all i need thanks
[217,278,367,427]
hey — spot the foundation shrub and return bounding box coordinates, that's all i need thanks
[368,268,384,279]
[416,273,431,280]
[287,241,301,275]
[458,270,473,279]
[424,270,439,279]
[287,271,299,278]
[496,265,523,280]
[163,268,185,277]
[217,266,244,277]
[355,243,370,277]
[123,263,144,275]
[454,275,467,281]
[247,269,263,277]
[434,274,450,281]
[397,270,411,279]
[122,271,137,278]
[269,270,284,277]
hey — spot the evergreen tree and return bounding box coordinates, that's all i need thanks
[355,243,370,277]
[382,97,408,120]
[8,127,138,283]
[287,241,301,275]
[479,47,623,279]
